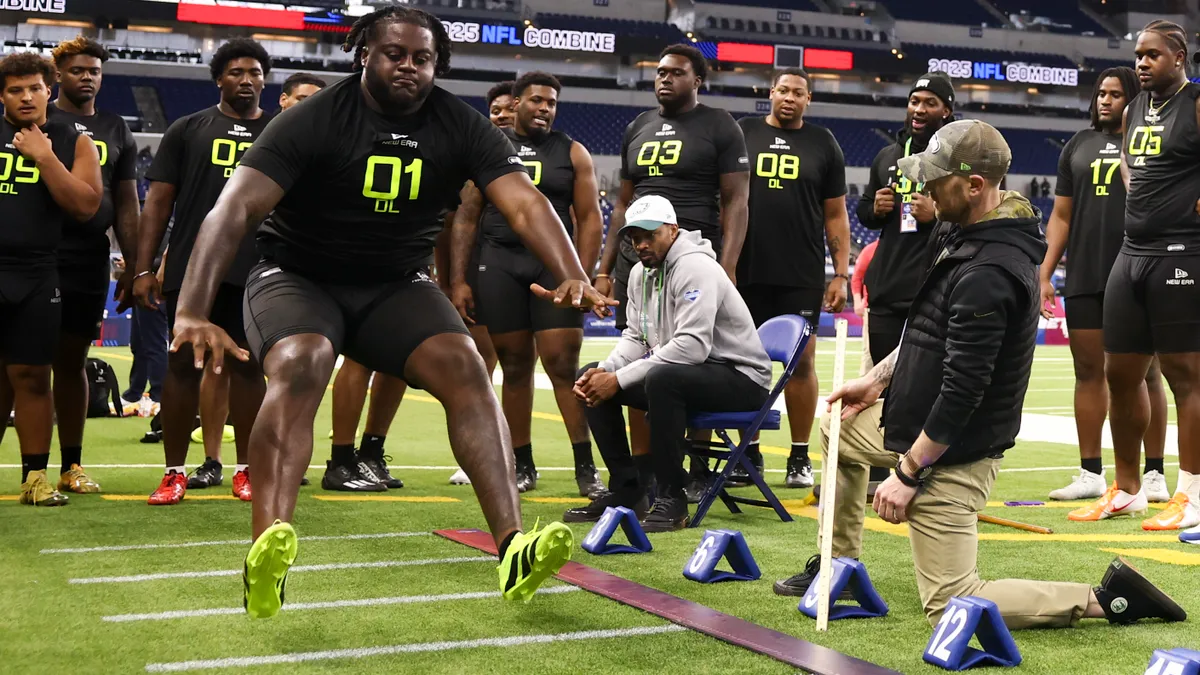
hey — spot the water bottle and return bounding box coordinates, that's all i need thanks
[139,393,153,418]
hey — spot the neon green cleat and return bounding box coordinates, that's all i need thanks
[243,520,298,618]
[498,520,573,603]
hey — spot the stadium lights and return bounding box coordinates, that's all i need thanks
[524,19,531,25]
[128,24,174,32]
[897,53,904,59]
[686,32,693,38]
[890,48,897,54]
[26,17,91,28]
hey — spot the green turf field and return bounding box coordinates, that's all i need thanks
[1,341,1197,674]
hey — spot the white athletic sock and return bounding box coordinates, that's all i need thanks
[166,465,185,475]
[235,464,249,473]
[1177,470,1200,501]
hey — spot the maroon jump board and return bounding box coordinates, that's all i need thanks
[435,528,900,675]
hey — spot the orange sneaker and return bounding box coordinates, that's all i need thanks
[1067,482,1148,522]
[1142,493,1200,531]
[148,471,187,505]
[233,469,252,502]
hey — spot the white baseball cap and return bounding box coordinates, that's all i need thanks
[619,195,678,235]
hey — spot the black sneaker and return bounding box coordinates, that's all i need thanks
[773,554,854,599]
[321,460,387,492]
[563,489,649,523]
[300,476,310,487]
[515,459,537,493]
[684,458,711,504]
[575,463,605,499]
[1094,557,1186,624]
[358,453,403,489]
[640,495,689,532]
[187,458,223,489]
[785,455,814,488]
[727,449,765,488]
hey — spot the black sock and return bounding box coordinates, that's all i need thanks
[633,454,655,492]
[571,441,593,467]
[1144,458,1164,475]
[331,444,357,467]
[61,446,82,474]
[359,434,386,459]
[514,443,533,467]
[790,442,809,461]
[22,453,49,483]
[747,441,763,464]
[498,530,518,559]
[1082,457,1104,476]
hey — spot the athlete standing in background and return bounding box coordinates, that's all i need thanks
[1038,66,1170,504]
[0,52,102,506]
[450,71,605,497]
[734,67,850,489]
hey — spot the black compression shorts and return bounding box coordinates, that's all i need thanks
[739,284,824,328]
[1103,252,1200,354]
[243,261,469,384]
[0,270,61,365]
[58,257,110,340]
[1064,293,1103,331]
[475,243,582,335]
[163,284,248,345]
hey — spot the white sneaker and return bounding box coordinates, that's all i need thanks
[1048,468,1106,501]
[1141,469,1171,503]
[449,468,471,485]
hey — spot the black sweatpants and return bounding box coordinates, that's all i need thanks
[581,360,768,501]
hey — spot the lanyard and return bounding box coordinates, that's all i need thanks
[898,136,924,193]
[639,264,667,351]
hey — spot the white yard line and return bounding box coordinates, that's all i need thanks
[69,556,494,585]
[104,586,581,623]
[143,625,687,672]
[42,532,430,555]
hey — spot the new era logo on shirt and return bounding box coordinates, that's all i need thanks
[228,124,252,138]
[74,122,87,132]
[655,123,676,137]
[1177,268,1189,279]
[392,134,407,140]
[1101,142,1119,155]
[769,136,791,150]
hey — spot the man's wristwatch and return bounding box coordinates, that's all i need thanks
[894,454,932,488]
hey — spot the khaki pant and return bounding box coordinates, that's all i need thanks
[818,403,1092,629]
[859,309,873,376]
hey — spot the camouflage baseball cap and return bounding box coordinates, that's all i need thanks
[897,119,1011,183]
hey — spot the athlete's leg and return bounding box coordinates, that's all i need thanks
[227,351,265,468]
[162,345,204,470]
[9,363,54,462]
[1145,357,1168,462]
[785,334,819,444]
[0,368,11,446]
[1158,353,1200,478]
[331,358,371,446]
[535,328,589,443]
[1100,253,1153,497]
[492,330,537,467]
[50,332,91,455]
[199,366,230,463]
[365,374,407,436]
[1070,328,1108,464]
[470,325,498,377]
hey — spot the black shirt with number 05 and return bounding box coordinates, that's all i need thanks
[1054,128,1125,296]
[146,106,270,291]
[736,116,846,290]
[1123,84,1200,255]
[239,75,527,284]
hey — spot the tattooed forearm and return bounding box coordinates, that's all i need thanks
[870,347,899,387]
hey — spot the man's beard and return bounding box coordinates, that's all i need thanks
[65,89,94,107]
[522,117,551,143]
[906,111,947,141]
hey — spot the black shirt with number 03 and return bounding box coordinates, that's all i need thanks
[618,103,748,261]
[1054,128,1126,296]
[239,75,528,284]
[1123,83,1200,256]
[479,127,575,247]
[146,106,270,291]
[0,118,80,273]
[736,116,847,290]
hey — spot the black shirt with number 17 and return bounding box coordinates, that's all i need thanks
[736,116,846,290]
[1054,128,1125,296]
[240,75,528,284]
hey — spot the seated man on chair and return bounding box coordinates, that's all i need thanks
[772,120,1185,631]
[565,195,772,532]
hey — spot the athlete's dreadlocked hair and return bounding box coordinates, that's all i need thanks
[0,51,56,88]
[52,36,110,67]
[1089,66,1138,131]
[486,81,514,107]
[342,6,452,77]
[209,38,271,82]
[1141,19,1189,65]
[513,71,561,98]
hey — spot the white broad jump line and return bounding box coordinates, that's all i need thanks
[144,625,687,673]
[69,556,494,585]
[42,531,431,555]
[105,586,582,623]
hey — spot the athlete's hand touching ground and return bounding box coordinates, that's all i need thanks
[170,312,248,375]
[449,282,477,324]
[1039,279,1057,319]
[531,280,617,318]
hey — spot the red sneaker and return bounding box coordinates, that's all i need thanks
[233,469,252,502]
[148,472,187,505]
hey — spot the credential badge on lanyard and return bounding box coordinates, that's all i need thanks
[899,137,920,234]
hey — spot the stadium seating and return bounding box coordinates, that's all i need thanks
[986,0,1113,35]
[883,0,1002,26]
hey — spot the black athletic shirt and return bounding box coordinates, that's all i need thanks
[736,116,846,289]
[480,127,575,247]
[47,106,137,266]
[0,118,79,272]
[1123,83,1200,255]
[619,103,748,244]
[146,106,270,292]
[1055,128,1126,296]
[241,76,526,283]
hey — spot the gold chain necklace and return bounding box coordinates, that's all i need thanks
[1146,81,1188,123]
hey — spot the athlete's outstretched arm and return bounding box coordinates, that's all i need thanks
[570,141,604,276]
[717,170,750,281]
[596,179,635,286]
[177,166,284,321]
[1039,196,1073,318]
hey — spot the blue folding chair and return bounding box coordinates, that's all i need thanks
[687,314,812,528]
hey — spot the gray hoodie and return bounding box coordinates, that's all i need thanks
[599,230,773,390]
